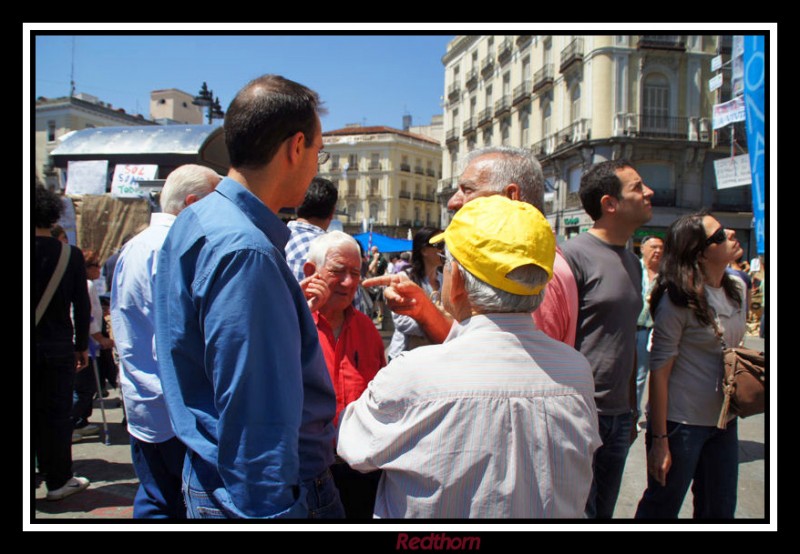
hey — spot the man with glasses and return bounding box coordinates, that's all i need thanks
[337,196,600,518]
[154,75,344,519]
[302,231,386,518]
[561,159,654,519]
[363,146,579,349]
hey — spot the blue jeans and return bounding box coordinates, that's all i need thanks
[304,468,346,519]
[130,435,187,519]
[182,451,344,519]
[585,412,634,519]
[635,328,652,416]
[635,419,738,519]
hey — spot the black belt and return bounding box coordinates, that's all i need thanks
[637,326,651,331]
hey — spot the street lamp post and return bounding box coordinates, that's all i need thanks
[192,82,225,124]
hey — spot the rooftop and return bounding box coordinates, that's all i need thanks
[323,125,440,146]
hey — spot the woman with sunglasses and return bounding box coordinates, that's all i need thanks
[635,211,747,519]
[386,227,444,362]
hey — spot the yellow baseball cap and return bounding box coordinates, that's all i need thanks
[429,195,555,295]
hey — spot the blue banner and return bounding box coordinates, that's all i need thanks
[743,35,765,255]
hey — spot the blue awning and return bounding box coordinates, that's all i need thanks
[352,233,412,254]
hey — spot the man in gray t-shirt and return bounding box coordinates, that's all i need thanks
[562,159,654,519]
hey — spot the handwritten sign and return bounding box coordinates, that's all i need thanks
[111,164,158,198]
[65,160,108,195]
[714,155,752,190]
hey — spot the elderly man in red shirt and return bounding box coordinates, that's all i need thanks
[303,231,386,518]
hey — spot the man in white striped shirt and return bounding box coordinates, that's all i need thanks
[337,196,600,518]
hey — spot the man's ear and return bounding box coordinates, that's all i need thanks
[504,183,521,201]
[184,193,199,206]
[303,261,316,278]
[287,131,306,164]
[600,194,618,216]
[448,260,467,302]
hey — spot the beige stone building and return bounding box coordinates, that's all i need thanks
[35,92,156,188]
[150,89,204,125]
[440,35,754,256]
[318,125,443,234]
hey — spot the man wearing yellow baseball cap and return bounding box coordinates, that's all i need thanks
[337,195,600,518]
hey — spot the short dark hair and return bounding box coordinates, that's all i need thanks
[296,176,338,219]
[224,74,325,170]
[579,159,634,221]
[35,183,63,229]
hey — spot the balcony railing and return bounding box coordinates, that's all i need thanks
[554,119,591,149]
[532,64,554,93]
[445,128,459,144]
[426,168,436,177]
[560,38,584,72]
[400,163,412,172]
[494,95,511,117]
[465,68,478,90]
[498,38,512,64]
[513,81,532,105]
[414,166,425,175]
[634,115,690,139]
[368,162,382,170]
[477,107,493,127]
[462,116,476,135]
[638,35,685,51]
[530,134,558,158]
[516,35,532,47]
[481,55,494,77]
[447,82,460,101]
[399,191,411,199]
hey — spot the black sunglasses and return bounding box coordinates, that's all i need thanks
[705,226,727,247]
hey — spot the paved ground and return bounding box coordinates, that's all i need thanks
[28,325,769,525]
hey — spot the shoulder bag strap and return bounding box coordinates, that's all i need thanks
[35,242,72,327]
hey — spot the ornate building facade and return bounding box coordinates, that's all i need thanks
[440,35,753,255]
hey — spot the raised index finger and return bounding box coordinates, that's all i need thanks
[362,275,400,288]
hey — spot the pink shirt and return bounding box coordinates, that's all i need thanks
[532,248,578,348]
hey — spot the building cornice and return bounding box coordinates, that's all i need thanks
[36,96,154,125]
[442,35,480,65]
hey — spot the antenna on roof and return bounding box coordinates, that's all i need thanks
[70,37,76,98]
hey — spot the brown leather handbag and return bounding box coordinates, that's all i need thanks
[716,346,765,429]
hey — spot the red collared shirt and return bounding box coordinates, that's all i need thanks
[314,306,386,425]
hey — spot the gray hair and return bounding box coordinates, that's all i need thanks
[306,231,361,268]
[446,248,548,314]
[461,146,545,213]
[160,164,221,215]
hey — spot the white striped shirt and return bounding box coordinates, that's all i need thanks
[337,313,601,519]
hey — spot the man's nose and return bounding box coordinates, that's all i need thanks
[447,190,464,211]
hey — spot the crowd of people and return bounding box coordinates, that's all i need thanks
[33,73,764,519]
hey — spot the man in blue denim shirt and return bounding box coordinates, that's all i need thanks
[154,74,343,519]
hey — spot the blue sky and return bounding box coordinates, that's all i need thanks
[33,34,455,131]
